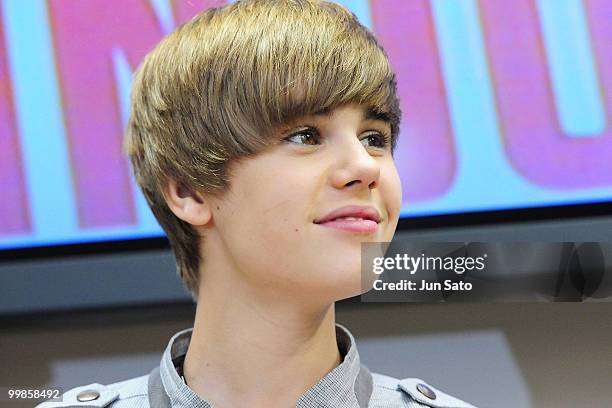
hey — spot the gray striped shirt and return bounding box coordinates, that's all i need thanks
[37,324,476,408]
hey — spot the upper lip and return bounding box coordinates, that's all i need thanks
[314,205,382,224]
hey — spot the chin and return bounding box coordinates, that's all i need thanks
[333,284,365,302]
[326,271,364,301]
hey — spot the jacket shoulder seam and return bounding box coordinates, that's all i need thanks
[374,383,399,391]
[117,393,147,400]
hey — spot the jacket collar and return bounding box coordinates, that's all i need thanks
[155,323,371,407]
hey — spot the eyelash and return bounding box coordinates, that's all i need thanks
[283,126,392,149]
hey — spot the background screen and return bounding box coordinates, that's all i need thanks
[2,0,612,251]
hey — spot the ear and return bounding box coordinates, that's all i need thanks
[163,178,212,226]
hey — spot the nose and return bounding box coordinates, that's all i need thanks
[330,135,381,191]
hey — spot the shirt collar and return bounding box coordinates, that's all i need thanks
[159,323,366,407]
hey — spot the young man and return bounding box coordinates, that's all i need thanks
[39,1,475,407]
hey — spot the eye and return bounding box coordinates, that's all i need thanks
[361,131,392,149]
[283,127,321,146]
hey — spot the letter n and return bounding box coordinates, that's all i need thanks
[46,0,223,227]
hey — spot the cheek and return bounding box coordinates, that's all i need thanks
[223,176,314,274]
[381,164,403,238]
[226,180,360,296]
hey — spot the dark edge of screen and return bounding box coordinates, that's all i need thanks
[0,236,171,263]
[2,201,612,263]
[0,300,195,328]
[0,296,366,326]
[398,201,612,230]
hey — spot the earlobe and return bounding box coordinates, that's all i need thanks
[163,179,212,226]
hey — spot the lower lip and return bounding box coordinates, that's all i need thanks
[315,219,379,233]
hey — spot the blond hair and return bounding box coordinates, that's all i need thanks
[124,0,401,299]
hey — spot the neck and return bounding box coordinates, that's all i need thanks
[182,283,341,408]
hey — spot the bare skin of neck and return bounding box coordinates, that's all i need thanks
[182,280,342,408]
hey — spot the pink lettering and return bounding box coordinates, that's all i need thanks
[0,9,31,236]
[47,0,221,228]
[371,0,457,203]
[480,0,612,188]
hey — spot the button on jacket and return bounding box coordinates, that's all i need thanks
[37,324,477,408]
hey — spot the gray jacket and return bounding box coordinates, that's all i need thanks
[36,325,476,408]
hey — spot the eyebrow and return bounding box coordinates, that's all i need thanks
[312,106,391,123]
[364,107,391,123]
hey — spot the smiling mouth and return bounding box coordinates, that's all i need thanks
[313,218,379,234]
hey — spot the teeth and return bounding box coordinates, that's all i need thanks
[333,217,363,221]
